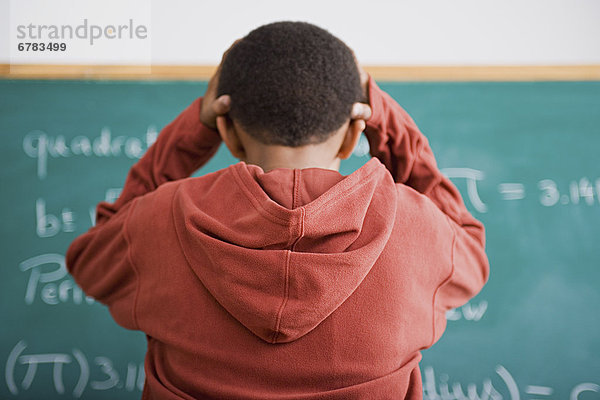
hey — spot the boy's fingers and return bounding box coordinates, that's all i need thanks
[351,103,372,121]
[212,95,231,116]
[352,119,366,133]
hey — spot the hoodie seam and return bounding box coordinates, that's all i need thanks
[293,169,301,209]
[122,197,141,331]
[231,160,383,225]
[171,184,210,299]
[305,164,383,220]
[429,217,457,348]
[230,166,291,225]
[308,161,382,214]
[271,251,292,343]
[272,207,305,343]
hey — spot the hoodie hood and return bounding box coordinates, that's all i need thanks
[173,158,397,343]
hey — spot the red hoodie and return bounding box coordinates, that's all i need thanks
[66,78,489,399]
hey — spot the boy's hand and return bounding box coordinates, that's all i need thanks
[200,41,239,129]
[351,102,372,122]
[199,76,230,129]
[351,61,372,122]
[357,64,369,104]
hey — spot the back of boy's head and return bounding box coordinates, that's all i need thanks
[217,21,363,147]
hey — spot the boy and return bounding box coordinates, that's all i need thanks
[67,21,489,399]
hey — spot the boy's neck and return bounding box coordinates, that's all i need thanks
[238,126,347,172]
[243,144,342,172]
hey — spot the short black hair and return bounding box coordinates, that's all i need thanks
[217,21,363,147]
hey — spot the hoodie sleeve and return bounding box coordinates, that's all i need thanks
[364,77,489,336]
[66,97,221,329]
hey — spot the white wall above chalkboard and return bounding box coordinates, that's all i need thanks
[1,0,600,65]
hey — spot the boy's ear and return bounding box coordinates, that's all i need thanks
[216,116,246,160]
[337,119,365,160]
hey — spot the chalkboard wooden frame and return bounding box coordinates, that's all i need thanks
[1,63,600,81]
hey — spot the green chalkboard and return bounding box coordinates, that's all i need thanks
[1,79,599,399]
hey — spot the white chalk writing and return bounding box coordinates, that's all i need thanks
[5,341,144,397]
[446,301,488,322]
[442,168,488,213]
[22,126,158,179]
[19,254,94,306]
[36,198,76,238]
[423,364,599,400]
